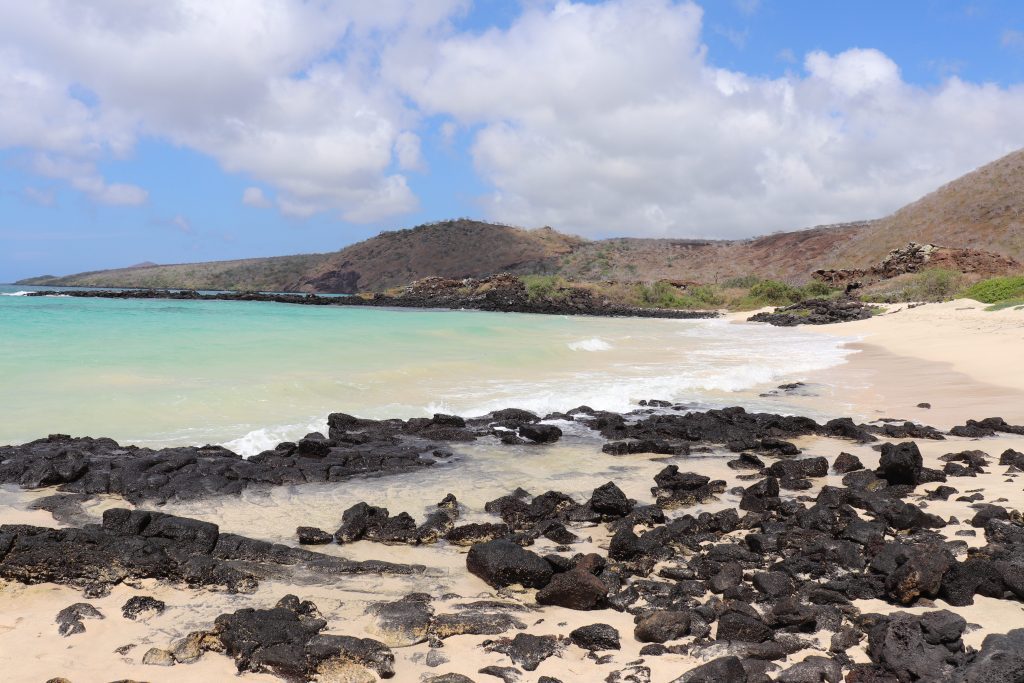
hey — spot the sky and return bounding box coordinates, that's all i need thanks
[1,0,1023,282]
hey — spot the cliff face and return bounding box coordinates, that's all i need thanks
[19,149,1024,291]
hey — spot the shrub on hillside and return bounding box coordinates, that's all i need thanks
[720,275,761,289]
[962,275,1024,303]
[523,275,567,301]
[747,280,801,305]
[903,268,964,301]
[633,281,724,309]
[800,280,837,298]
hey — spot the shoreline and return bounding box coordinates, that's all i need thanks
[800,299,1024,428]
[3,297,1024,681]
[18,285,720,320]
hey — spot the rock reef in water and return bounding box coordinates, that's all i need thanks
[24,273,721,319]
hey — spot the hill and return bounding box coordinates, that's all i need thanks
[18,149,1024,291]
[826,148,1024,268]
[19,220,584,293]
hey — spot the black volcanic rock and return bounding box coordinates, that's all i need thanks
[0,509,419,595]
[466,539,552,589]
[535,554,607,610]
[0,428,442,503]
[569,623,620,651]
[122,595,166,620]
[866,611,967,681]
[56,602,103,636]
[634,611,692,643]
[877,442,924,485]
[25,276,721,320]
[203,595,395,680]
[518,423,562,444]
[748,298,876,326]
[484,633,566,672]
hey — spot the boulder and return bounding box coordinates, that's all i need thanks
[466,539,552,589]
[716,611,773,643]
[885,547,955,605]
[768,457,828,479]
[955,628,1024,682]
[867,611,966,681]
[484,633,565,672]
[297,526,333,545]
[634,611,691,643]
[833,452,864,474]
[121,595,166,620]
[518,424,562,444]
[877,442,923,486]
[670,656,747,683]
[535,554,607,610]
[777,655,843,683]
[55,602,103,636]
[569,623,620,651]
[589,482,633,517]
[365,594,433,646]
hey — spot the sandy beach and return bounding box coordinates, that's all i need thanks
[803,299,1024,428]
[2,301,1024,682]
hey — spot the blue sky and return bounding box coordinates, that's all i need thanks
[1,0,1023,282]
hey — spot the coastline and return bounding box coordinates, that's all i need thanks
[17,285,720,320]
[798,299,1024,428]
[2,297,1024,681]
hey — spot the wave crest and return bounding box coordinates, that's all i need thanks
[567,338,613,351]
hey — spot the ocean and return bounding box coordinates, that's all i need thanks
[0,284,856,454]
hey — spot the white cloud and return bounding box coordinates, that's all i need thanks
[735,0,761,15]
[386,0,1024,237]
[242,186,272,208]
[1,0,1023,237]
[31,154,147,206]
[22,187,56,206]
[0,0,455,220]
[171,215,192,234]
[1003,29,1024,49]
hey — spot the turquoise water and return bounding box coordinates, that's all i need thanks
[0,285,855,453]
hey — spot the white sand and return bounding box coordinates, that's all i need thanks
[2,300,1024,682]
[802,299,1024,427]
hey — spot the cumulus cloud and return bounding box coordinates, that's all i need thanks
[383,0,1024,237]
[0,0,454,220]
[242,187,272,208]
[2,0,1024,238]
[31,154,147,206]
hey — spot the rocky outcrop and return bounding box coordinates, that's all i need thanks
[0,508,420,596]
[144,595,396,680]
[747,298,877,326]
[814,242,1021,289]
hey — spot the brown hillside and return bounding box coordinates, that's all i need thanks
[556,222,870,284]
[301,220,584,292]
[827,148,1024,268]
[19,220,586,293]
[18,148,1024,291]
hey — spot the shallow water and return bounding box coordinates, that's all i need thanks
[0,285,856,453]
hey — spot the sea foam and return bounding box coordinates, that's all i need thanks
[222,418,328,458]
[567,338,613,351]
